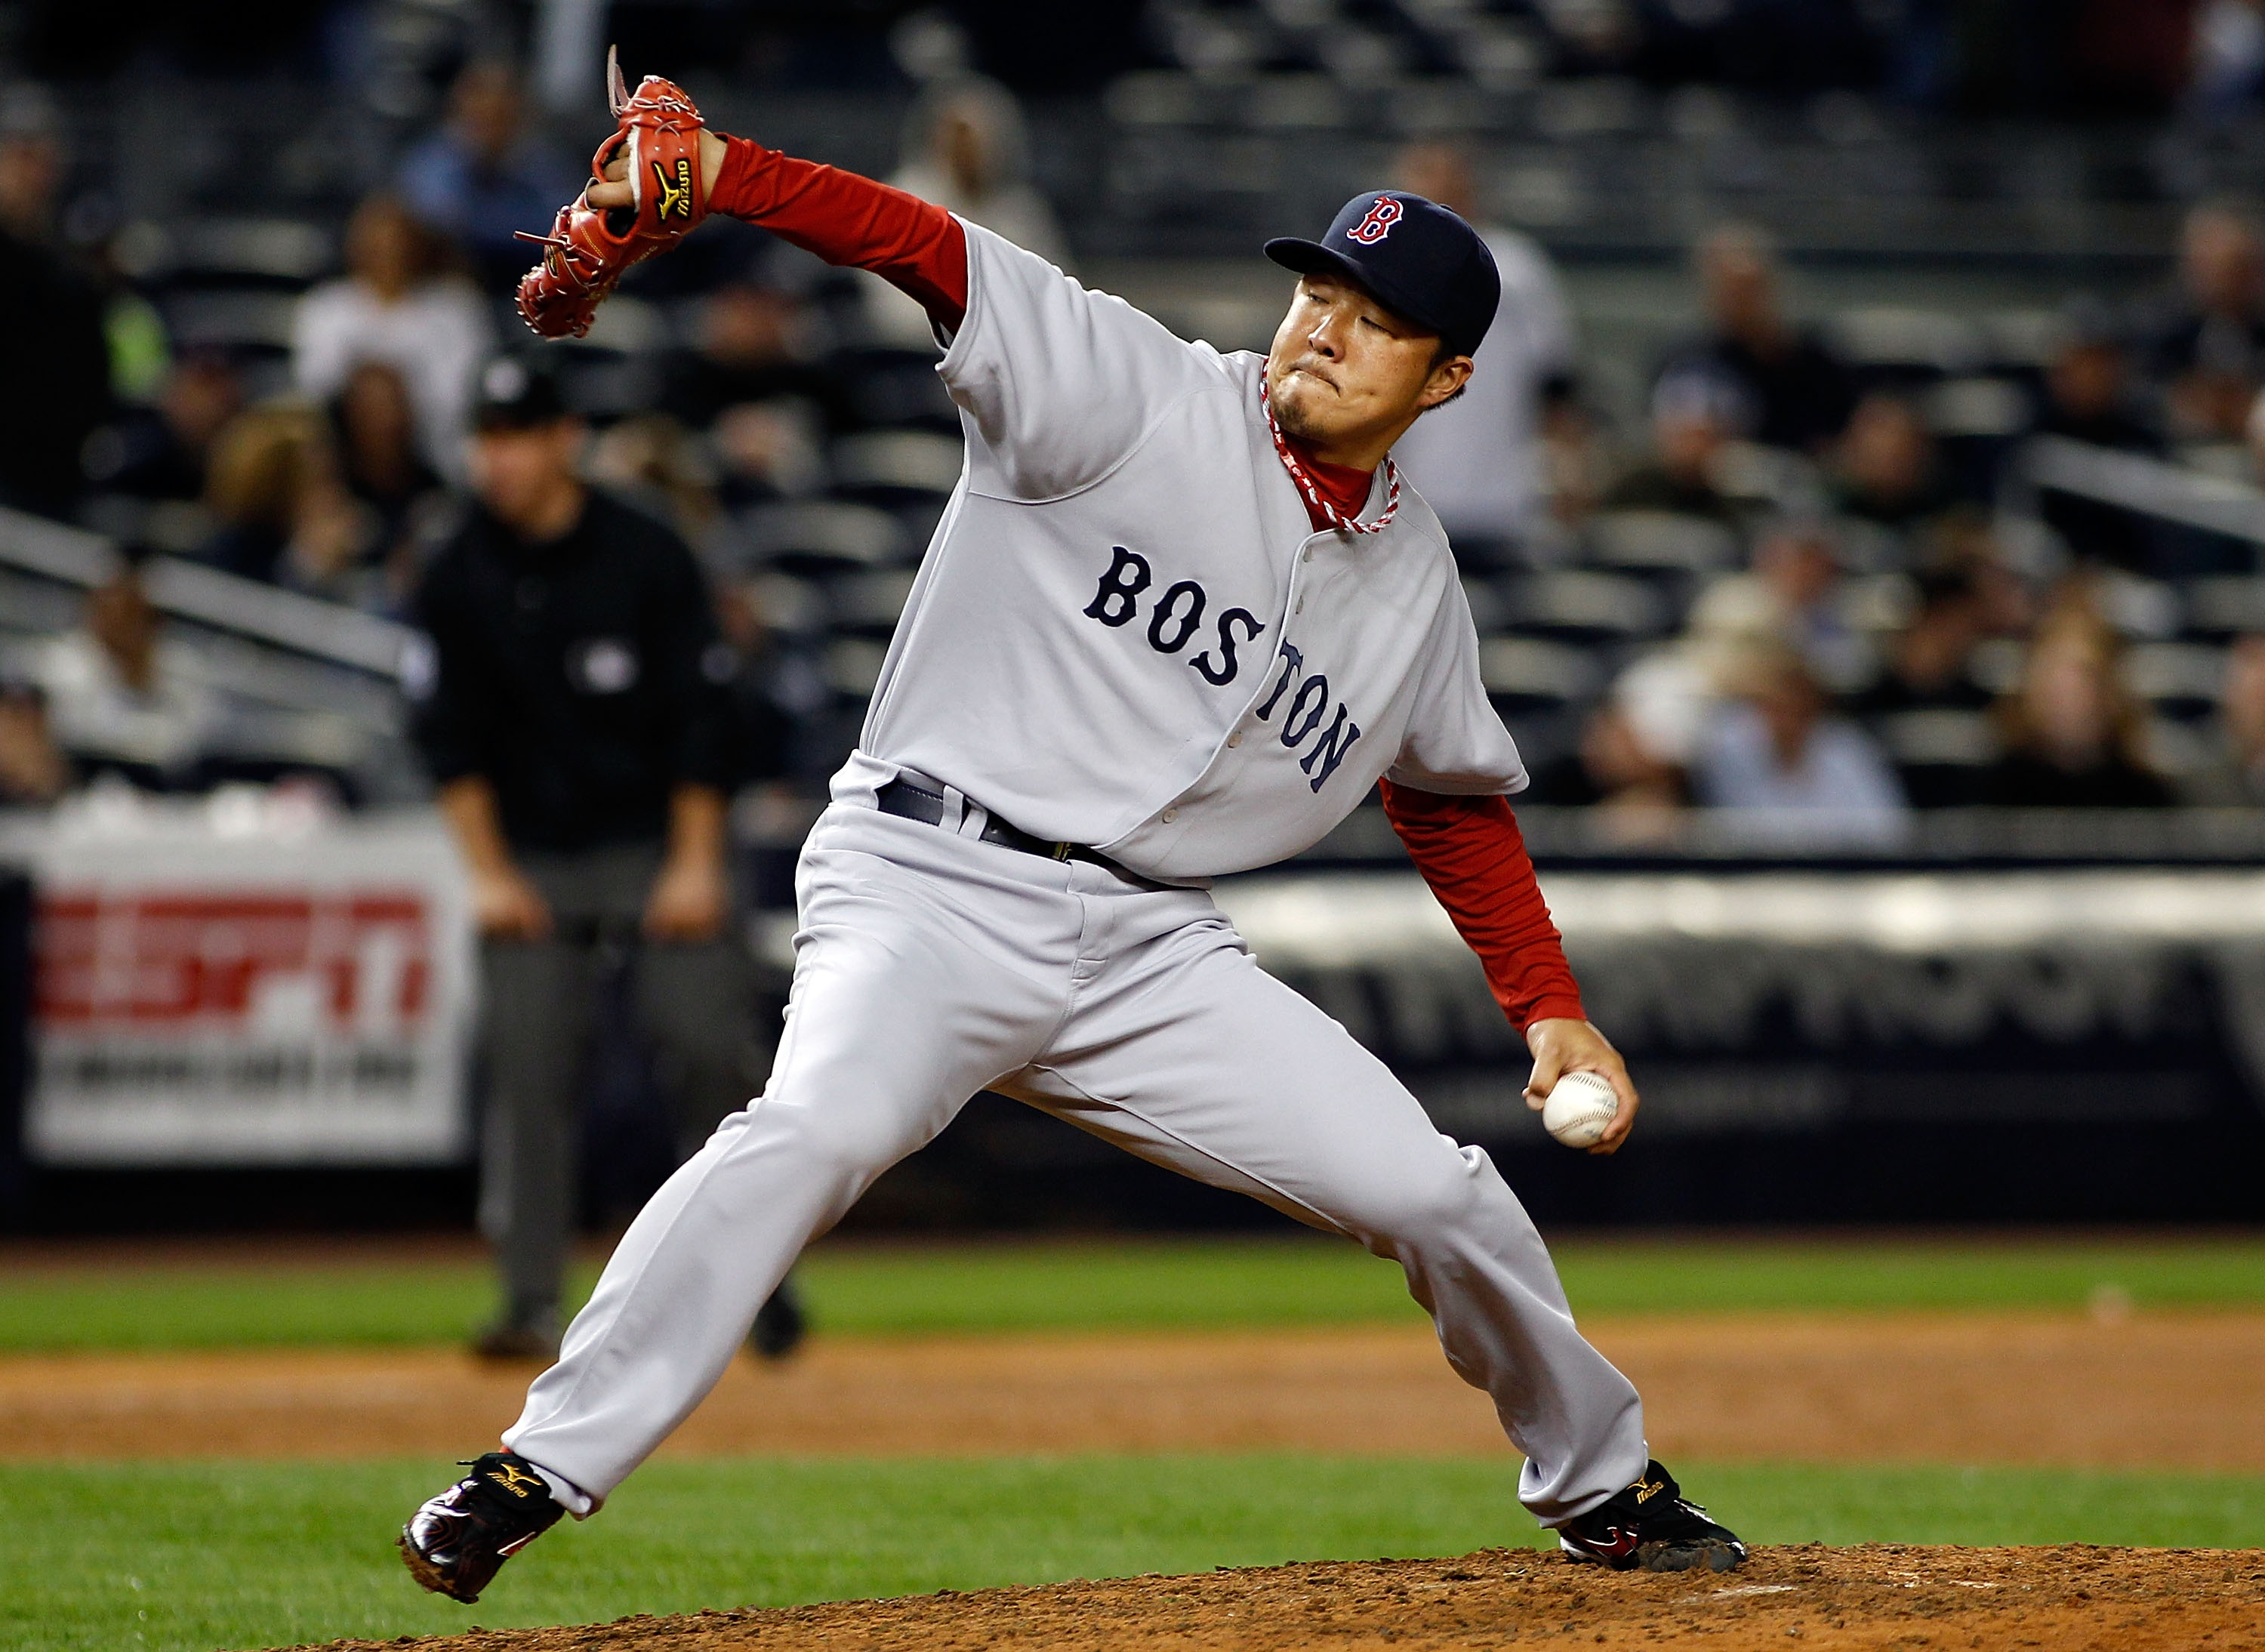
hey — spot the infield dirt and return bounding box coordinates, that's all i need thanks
[299,1543,2263,1651]
[11,1307,2260,1650]
[5,1311,2261,1469]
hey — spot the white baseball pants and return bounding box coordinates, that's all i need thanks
[503,798,1648,1524]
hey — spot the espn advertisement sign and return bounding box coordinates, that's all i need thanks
[10,811,473,1165]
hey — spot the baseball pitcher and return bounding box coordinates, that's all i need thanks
[400,57,1745,1602]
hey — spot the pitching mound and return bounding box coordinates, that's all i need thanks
[311,1543,2262,1651]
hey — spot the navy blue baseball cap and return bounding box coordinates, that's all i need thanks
[1265,191,1500,359]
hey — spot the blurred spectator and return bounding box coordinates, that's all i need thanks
[1693,645,1908,844]
[0,82,112,519]
[200,402,396,609]
[2032,301,2165,570]
[663,279,846,430]
[1917,509,2036,640]
[1385,141,1580,562]
[577,416,800,785]
[586,413,748,566]
[2181,632,2265,803]
[710,576,798,792]
[1662,223,1857,455]
[1523,700,1688,824]
[292,192,492,482]
[80,349,243,504]
[1600,365,1746,526]
[2242,384,2265,489]
[1845,568,1998,807]
[863,76,1068,348]
[2038,301,2160,452]
[1983,606,2172,807]
[35,553,219,790]
[1687,517,1871,689]
[2140,200,2265,444]
[0,682,66,806]
[2186,0,2265,124]
[331,360,442,561]
[659,276,849,508]
[203,407,331,582]
[407,355,794,1361]
[397,60,581,296]
[1850,569,1994,718]
[1830,391,1955,534]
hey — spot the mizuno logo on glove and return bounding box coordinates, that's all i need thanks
[652,156,692,220]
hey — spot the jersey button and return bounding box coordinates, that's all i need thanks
[1301,547,1313,562]
[1160,807,1179,824]
[1226,731,1243,748]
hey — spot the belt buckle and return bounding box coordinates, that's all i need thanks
[1049,841,1074,861]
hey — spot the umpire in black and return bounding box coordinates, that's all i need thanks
[410,356,800,1361]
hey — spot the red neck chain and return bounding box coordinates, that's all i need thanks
[1259,375,1401,536]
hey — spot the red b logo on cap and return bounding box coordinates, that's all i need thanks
[1346,196,1403,245]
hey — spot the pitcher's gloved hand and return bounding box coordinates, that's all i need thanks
[514,46,710,339]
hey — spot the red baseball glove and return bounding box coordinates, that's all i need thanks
[514,48,710,339]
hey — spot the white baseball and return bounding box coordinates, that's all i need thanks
[1540,1070,1620,1150]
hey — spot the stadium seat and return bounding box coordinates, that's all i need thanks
[2122,641,2226,722]
[1823,307,1980,377]
[1873,707,1998,768]
[833,346,962,433]
[159,290,299,354]
[823,636,890,700]
[744,571,825,636]
[1478,635,1604,712]
[1104,70,1216,128]
[1921,375,2032,439]
[1496,569,1669,643]
[1870,707,2000,809]
[829,432,966,507]
[1247,74,1348,131]
[827,569,919,639]
[743,501,906,575]
[2182,575,2265,638]
[2092,571,2183,640]
[1584,510,1739,577]
[134,216,334,290]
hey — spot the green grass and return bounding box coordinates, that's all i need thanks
[2,1457,2259,1652]
[0,1234,2259,1354]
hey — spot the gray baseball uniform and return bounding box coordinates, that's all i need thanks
[501,223,1647,1525]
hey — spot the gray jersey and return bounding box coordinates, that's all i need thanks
[840,223,1526,883]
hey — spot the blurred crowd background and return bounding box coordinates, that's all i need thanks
[10,1,2265,850]
[8,3,2265,1245]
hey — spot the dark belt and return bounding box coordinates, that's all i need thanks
[876,778,1117,868]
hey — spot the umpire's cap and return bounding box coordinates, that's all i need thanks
[473,355,572,431]
[1265,191,1499,359]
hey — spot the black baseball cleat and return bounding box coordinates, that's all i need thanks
[747,1276,809,1361]
[1557,1459,1747,1573]
[398,1451,564,1603]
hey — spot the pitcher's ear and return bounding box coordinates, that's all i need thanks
[1422,353,1474,411]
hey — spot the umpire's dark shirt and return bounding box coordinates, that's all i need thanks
[411,490,735,854]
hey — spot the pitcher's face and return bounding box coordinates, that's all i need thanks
[1265,274,1468,452]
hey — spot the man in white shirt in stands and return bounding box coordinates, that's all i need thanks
[1387,142,1579,569]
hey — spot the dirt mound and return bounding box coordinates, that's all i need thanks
[307,1544,2262,1652]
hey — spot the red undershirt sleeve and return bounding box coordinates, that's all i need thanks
[707,135,968,330]
[1379,778,1587,1034]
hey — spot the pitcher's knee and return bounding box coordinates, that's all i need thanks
[734,1087,934,1182]
[1341,1149,1490,1245]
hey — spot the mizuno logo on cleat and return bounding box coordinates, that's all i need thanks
[1633,1475,1666,1503]
[490,1462,544,1497]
